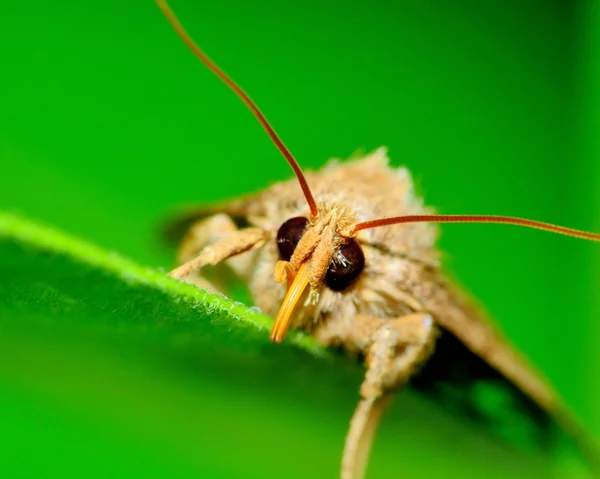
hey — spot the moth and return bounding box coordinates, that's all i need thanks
[155,1,600,477]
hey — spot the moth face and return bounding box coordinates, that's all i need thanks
[276,216,365,292]
[269,206,365,342]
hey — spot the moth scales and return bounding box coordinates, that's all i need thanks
[154,1,600,477]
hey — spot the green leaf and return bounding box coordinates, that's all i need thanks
[0,211,583,479]
[0,210,327,357]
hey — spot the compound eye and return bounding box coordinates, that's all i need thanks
[276,217,309,261]
[325,239,365,291]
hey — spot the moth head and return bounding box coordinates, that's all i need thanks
[270,210,366,342]
[157,0,600,343]
[277,216,365,291]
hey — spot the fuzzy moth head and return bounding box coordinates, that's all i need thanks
[270,206,365,342]
[157,0,600,343]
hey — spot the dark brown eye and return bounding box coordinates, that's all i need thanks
[325,239,365,291]
[277,216,309,261]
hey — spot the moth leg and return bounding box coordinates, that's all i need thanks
[169,213,268,286]
[175,213,236,265]
[340,313,437,479]
[172,214,237,290]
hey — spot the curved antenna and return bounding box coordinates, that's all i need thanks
[155,0,319,218]
[353,214,600,241]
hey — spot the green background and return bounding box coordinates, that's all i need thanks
[0,0,598,478]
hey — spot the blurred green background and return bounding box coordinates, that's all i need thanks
[0,0,599,478]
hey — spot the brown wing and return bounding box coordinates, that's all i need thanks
[411,328,556,450]
[420,271,600,470]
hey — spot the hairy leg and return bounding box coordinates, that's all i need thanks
[169,213,268,288]
[315,313,437,479]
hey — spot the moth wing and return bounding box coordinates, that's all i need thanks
[415,275,600,468]
[411,327,555,448]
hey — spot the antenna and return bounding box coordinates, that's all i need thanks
[353,214,600,241]
[155,0,319,218]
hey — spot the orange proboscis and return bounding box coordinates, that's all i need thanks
[274,260,297,290]
[270,262,310,343]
